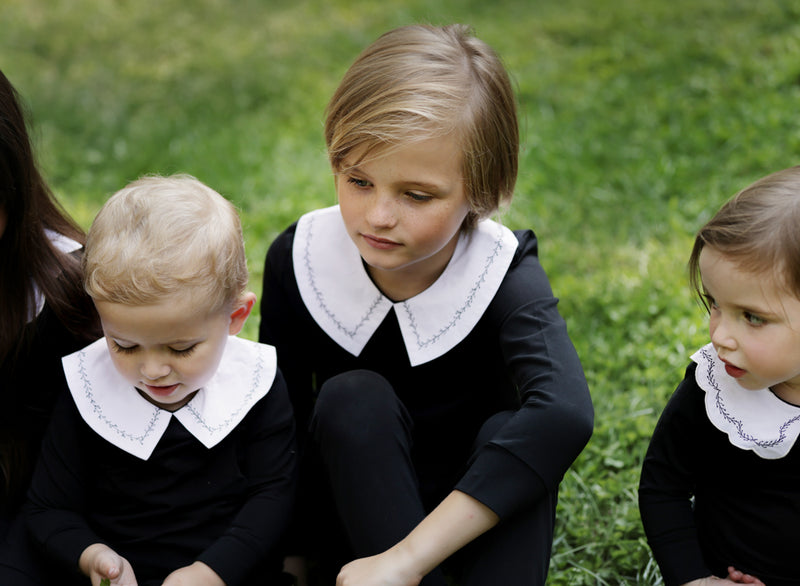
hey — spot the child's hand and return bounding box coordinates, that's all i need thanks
[683,570,765,586]
[336,550,422,586]
[726,567,765,585]
[79,543,138,585]
[161,561,224,586]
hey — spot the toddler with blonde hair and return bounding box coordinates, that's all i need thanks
[23,175,297,586]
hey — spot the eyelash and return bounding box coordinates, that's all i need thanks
[347,177,369,188]
[112,343,198,357]
[744,312,766,326]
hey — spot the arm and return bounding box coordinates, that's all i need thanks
[258,226,319,575]
[336,490,498,586]
[195,372,298,586]
[344,232,593,584]
[638,367,713,586]
[455,232,594,519]
[259,225,315,441]
[26,392,107,573]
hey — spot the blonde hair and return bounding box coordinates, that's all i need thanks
[325,24,518,230]
[84,175,248,312]
[689,165,800,305]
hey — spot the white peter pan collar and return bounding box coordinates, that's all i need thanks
[693,343,800,459]
[293,205,518,366]
[62,336,277,460]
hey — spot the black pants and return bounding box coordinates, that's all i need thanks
[309,370,557,586]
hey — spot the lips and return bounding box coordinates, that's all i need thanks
[721,360,746,379]
[362,234,400,250]
[143,383,180,397]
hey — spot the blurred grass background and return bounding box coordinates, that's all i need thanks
[3,0,800,583]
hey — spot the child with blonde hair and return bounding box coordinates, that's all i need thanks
[260,24,593,586]
[639,165,800,586]
[23,175,297,586]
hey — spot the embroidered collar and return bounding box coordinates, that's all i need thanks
[292,205,518,366]
[30,230,83,321]
[693,343,800,459]
[62,336,277,460]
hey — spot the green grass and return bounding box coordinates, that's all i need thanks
[4,0,800,582]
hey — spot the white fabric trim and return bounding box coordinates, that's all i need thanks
[62,336,277,460]
[292,205,518,366]
[693,343,800,459]
[31,230,83,320]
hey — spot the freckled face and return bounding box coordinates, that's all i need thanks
[700,246,800,404]
[95,296,235,410]
[336,134,471,300]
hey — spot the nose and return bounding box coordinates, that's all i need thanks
[140,355,171,381]
[709,313,737,351]
[365,192,397,229]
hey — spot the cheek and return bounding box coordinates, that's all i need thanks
[108,352,136,380]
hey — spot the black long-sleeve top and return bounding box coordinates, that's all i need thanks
[260,209,593,520]
[26,338,297,586]
[639,358,800,586]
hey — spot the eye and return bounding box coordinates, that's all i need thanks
[346,177,370,188]
[744,312,766,326]
[702,293,718,310]
[406,191,433,202]
[169,345,198,357]
[112,342,138,355]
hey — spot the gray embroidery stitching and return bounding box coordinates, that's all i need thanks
[183,346,267,435]
[403,229,506,350]
[703,347,800,448]
[77,350,162,446]
[303,213,384,339]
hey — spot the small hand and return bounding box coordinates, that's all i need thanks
[161,561,225,586]
[683,571,765,586]
[726,566,766,585]
[336,550,422,586]
[79,543,138,586]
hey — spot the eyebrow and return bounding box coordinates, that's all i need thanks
[346,165,447,194]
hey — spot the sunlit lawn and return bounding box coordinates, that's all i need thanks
[3,0,800,582]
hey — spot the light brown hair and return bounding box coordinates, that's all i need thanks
[325,24,519,230]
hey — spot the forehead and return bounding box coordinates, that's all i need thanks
[95,296,223,342]
[699,246,796,306]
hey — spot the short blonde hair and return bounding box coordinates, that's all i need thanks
[325,24,518,230]
[84,174,248,312]
[689,165,800,304]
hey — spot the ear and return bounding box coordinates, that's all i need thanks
[228,292,256,336]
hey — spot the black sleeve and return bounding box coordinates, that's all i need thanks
[197,371,298,586]
[25,390,104,572]
[455,230,594,519]
[259,224,315,446]
[638,364,712,586]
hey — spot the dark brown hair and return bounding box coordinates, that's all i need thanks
[689,165,800,307]
[0,70,96,362]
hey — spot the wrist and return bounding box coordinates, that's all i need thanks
[388,537,430,584]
